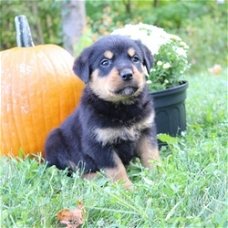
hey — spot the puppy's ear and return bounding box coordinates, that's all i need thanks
[135,40,153,74]
[73,46,93,83]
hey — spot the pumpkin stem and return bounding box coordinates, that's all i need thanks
[15,15,34,47]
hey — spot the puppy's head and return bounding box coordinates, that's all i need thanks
[73,35,153,102]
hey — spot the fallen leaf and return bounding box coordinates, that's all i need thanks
[57,202,85,228]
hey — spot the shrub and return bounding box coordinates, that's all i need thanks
[181,14,227,72]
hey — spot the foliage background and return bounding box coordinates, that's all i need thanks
[1,0,227,72]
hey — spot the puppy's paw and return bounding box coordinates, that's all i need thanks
[124,179,133,190]
[82,172,97,180]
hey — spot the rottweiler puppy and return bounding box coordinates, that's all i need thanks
[45,35,160,188]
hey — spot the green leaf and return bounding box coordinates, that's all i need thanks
[157,133,178,145]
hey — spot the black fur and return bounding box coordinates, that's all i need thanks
[45,35,158,174]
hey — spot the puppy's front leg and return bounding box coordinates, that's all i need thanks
[104,152,133,189]
[137,135,160,169]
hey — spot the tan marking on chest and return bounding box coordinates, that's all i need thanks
[94,112,155,145]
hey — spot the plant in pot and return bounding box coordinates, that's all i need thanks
[112,23,189,138]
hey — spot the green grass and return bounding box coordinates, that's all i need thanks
[1,71,227,227]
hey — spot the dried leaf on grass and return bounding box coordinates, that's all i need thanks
[57,202,85,228]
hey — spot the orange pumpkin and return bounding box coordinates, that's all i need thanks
[0,15,84,156]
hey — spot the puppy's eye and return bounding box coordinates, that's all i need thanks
[100,59,111,67]
[132,55,140,63]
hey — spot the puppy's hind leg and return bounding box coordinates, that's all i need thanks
[45,128,74,171]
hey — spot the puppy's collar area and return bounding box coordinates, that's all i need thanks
[113,86,138,96]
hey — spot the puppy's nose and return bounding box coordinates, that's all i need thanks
[120,69,133,81]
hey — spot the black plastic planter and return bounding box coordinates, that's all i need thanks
[151,81,188,137]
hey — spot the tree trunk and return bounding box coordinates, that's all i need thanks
[30,1,44,44]
[153,0,159,8]
[62,0,86,54]
[122,0,131,15]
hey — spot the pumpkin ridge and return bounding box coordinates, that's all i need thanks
[58,50,72,122]
[1,56,13,155]
[36,52,49,139]
[0,126,6,156]
[20,52,33,153]
[10,56,23,155]
[46,50,62,122]
[25,59,38,153]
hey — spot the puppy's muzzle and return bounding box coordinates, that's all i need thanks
[114,68,140,97]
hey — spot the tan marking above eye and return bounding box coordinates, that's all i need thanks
[128,48,136,57]
[103,50,114,59]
